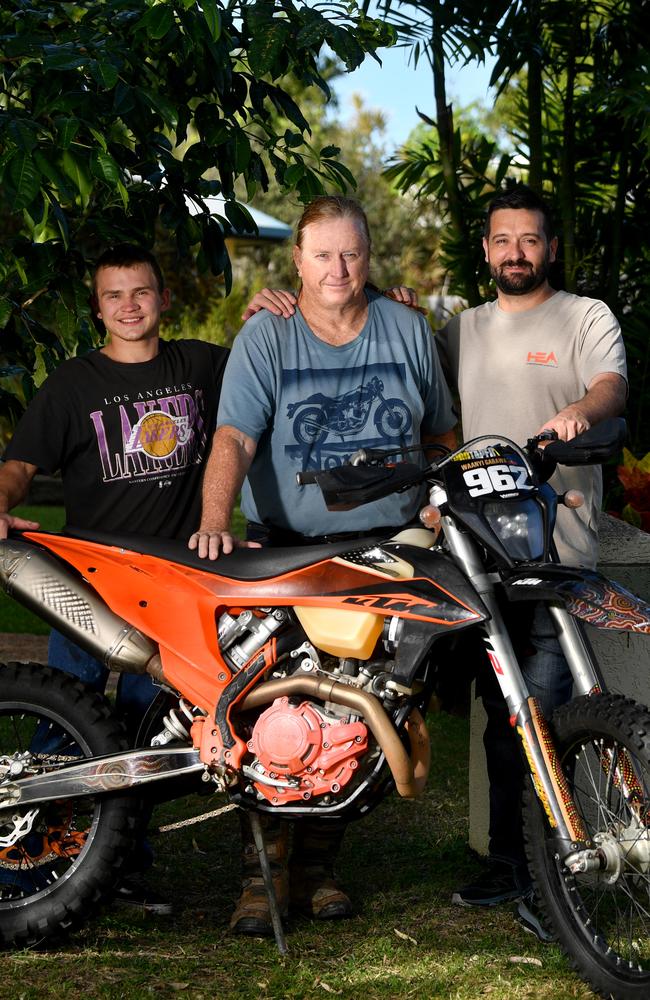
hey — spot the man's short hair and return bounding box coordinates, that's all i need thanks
[485,184,556,242]
[93,244,165,294]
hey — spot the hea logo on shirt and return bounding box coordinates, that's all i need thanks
[526,350,558,367]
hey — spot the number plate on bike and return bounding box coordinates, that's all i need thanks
[447,446,535,502]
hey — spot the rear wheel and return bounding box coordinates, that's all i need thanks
[0,661,138,947]
[524,694,650,999]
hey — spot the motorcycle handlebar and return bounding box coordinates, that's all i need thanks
[296,471,318,486]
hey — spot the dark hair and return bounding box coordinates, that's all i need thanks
[295,196,371,252]
[93,244,165,294]
[484,184,556,242]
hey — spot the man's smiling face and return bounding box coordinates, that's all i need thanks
[483,208,557,296]
[95,262,170,348]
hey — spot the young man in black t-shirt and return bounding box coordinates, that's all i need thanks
[0,245,229,912]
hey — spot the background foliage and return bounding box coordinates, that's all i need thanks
[0,0,391,418]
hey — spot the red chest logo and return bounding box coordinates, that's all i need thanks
[526,350,558,367]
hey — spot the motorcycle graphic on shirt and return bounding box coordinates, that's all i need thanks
[286,376,412,445]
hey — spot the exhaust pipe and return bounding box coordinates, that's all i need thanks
[0,538,160,676]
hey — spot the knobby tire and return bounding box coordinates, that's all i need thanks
[524,693,650,1000]
[0,662,138,947]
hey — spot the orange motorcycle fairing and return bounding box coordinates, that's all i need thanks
[23,533,486,719]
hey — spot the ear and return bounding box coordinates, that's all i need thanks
[482,236,489,262]
[161,287,171,311]
[549,236,558,263]
[292,245,302,273]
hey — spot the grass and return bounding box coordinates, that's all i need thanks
[0,712,596,1000]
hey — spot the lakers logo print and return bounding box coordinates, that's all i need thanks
[125,410,191,460]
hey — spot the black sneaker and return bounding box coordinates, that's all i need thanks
[515,896,555,943]
[114,876,173,916]
[451,859,530,907]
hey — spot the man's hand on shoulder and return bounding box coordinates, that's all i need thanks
[382,286,427,315]
[242,289,298,322]
[0,512,40,540]
[188,529,261,561]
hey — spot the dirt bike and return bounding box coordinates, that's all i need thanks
[286,374,412,444]
[0,419,649,999]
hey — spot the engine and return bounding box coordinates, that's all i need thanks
[247,697,368,804]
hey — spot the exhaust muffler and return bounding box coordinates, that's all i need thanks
[0,537,161,676]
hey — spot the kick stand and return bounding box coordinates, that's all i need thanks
[249,811,288,955]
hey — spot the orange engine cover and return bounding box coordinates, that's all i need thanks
[248,696,368,804]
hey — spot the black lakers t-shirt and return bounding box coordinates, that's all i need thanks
[4,340,228,538]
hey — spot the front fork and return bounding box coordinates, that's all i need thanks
[441,515,593,852]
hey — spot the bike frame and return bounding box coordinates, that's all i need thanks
[438,496,595,853]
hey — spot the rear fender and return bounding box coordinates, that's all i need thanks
[503,565,650,634]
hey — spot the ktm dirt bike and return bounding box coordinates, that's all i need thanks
[1,419,649,999]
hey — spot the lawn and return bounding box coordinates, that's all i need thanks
[0,711,596,1000]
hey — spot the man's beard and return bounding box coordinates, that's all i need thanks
[489,256,550,295]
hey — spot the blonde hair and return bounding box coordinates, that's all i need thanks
[295,196,371,252]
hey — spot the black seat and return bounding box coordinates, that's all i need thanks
[60,527,387,581]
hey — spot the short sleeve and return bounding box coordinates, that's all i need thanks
[3,374,70,473]
[578,301,627,389]
[216,318,278,440]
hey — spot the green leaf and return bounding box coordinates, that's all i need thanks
[202,0,221,42]
[89,59,119,90]
[91,150,122,186]
[248,22,290,78]
[0,299,13,329]
[223,200,257,236]
[55,117,80,150]
[140,4,174,40]
[229,129,251,173]
[55,300,79,354]
[284,162,304,187]
[8,151,41,210]
[88,126,108,152]
[61,150,93,207]
[43,44,86,72]
[8,118,39,152]
[32,344,49,389]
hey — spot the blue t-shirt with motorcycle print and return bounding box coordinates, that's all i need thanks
[217,289,455,536]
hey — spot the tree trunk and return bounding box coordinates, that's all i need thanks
[558,48,577,291]
[430,1,481,306]
[526,2,543,191]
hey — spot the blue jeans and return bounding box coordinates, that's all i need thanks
[47,630,157,742]
[481,603,573,867]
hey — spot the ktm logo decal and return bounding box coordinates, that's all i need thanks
[526,351,558,367]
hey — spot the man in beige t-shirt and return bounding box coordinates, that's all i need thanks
[435,184,627,924]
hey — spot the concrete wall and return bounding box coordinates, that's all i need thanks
[468,512,650,855]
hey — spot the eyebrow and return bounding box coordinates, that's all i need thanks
[100,285,153,294]
[490,231,542,239]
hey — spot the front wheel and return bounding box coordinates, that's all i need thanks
[524,694,650,999]
[374,399,412,439]
[0,662,138,947]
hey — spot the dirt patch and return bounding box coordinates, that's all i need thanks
[0,632,49,664]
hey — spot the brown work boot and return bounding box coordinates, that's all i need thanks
[290,819,353,920]
[230,814,289,936]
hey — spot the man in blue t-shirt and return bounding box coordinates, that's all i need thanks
[190,196,456,936]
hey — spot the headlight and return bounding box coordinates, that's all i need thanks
[484,499,544,560]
